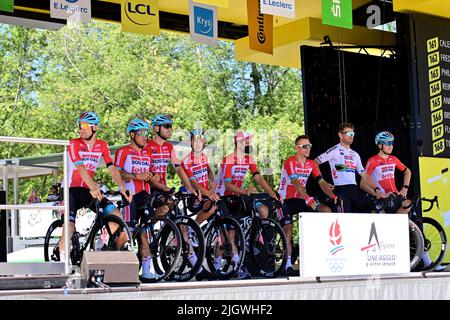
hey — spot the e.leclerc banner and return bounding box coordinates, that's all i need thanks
[261,0,295,19]
[247,0,273,55]
[322,0,353,30]
[121,0,160,35]
[50,0,91,23]
[189,0,218,46]
[0,0,14,13]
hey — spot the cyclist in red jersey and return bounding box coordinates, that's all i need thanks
[361,131,412,213]
[278,135,337,273]
[144,114,199,216]
[115,118,166,281]
[216,130,281,279]
[60,111,132,261]
[181,129,220,225]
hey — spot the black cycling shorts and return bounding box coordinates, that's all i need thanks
[334,184,375,213]
[68,187,95,223]
[280,198,313,227]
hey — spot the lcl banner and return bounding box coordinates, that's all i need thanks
[322,0,353,29]
[247,0,273,55]
[189,0,218,46]
[0,0,13,13]
[299,212,409,277]
[121,0,160,35]
[50,0,91,23]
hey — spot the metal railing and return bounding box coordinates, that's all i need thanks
[0,136,70,275]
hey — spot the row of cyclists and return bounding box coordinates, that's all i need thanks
[61,111,414,281]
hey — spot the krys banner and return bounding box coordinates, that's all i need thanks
[121,0,160,35]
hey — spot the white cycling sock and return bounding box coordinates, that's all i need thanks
[214,256,222,269]
[422,251,432,267]
[141,256,152,274]
[286,256,292,269]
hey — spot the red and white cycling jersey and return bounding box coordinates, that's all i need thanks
[365,155,407,194]
[68,138,113,188]
[278,156,321,200]
[315,143,365,186]
[215,153,259,196]
[181,152,211,190]
[144,139,180,186]
[114,145,152,195]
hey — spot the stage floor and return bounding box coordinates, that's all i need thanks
[0,271,449,300]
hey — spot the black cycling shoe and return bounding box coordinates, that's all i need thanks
[195,269,214,281]
[285,266,298,277]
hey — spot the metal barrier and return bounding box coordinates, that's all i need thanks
[0,136,70,276]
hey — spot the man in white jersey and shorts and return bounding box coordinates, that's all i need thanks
[314,123,386,213]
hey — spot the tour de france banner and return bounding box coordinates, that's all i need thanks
[321,0,353,29]
[261,0,295,19]
[414,15,450,158]
[0,0,13,13]
[121,0,160,35]
[189,0,218,46]
[247,0,273,55]
[419,156,450,263]
[50,0,91,23]
[299,212,410,277]
[194,0,229,7]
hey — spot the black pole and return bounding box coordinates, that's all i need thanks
[0,191,6,262]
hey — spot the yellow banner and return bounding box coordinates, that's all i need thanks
[419,156,450,262]
[247,0,273,55]
[121,0,160,35]
[194,0,229,7]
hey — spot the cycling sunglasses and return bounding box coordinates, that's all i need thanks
[382,141,394,146]
[296,143,312,150]
[161,124,172,129]
[341,131,355,137]
[79,123,94,130]
[135,130,149,138]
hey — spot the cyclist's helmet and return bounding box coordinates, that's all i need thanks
[151,114,173,128]
[190,128,205,140]
[375,131,394,145]
[77,111,99,125]
[127,118,149,133]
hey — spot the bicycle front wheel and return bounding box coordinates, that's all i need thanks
[44,219,63,262]
[149,217,183,283]
[409,219,425,271]
[88,215,134,252]
[204,216,246,280]
[167,216,205,282]
[421,217,447,271]
[250,218,288,278]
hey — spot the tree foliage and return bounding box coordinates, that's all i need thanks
[0,22,304,201]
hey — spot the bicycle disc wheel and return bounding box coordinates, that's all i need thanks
[409,219,425,271]
[166,216,205,282]
[88,215,134,252]
[421,217,447,272]
[148,217,183,283]
[204,216,245,280]
[250,218,288,278]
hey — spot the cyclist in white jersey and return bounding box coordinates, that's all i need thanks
[314,123,387,213]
